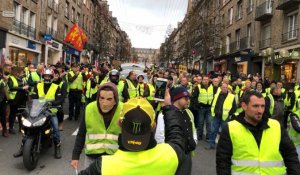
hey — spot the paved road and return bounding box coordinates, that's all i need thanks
[0,104,216,175]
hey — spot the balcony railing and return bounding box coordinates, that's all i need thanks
[277,0,300,10]
[259,38,271,48]
[48,0,53,9]
[282,29,298,42]
[255,1,273,21]
[12,19,36,39]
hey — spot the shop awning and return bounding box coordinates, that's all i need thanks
[9,43,41,54]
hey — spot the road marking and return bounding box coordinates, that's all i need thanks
[72,128,79,136]
[64,115,69,120]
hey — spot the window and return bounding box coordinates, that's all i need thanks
[287,13,298,40]
[83,14,85,28]
[13,2,21,21]
[236,29,240,49]
[71,7,75,21]
[236,1,243,20]
[21,7,28,24]
[83,0,86,5]
[247,0,253,13]
[29,12,36,28]
[247,23,252,47]
[261,25,271,48]
[76,13,80,25]
[65,1,69,18]
[226,34,231,53]
[47,14,52,33]
[266,0,272,13]
[64,25,68,38]
[53,18,57,32]
[228,7,233,25]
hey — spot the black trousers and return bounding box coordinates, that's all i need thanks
[176,152,192,175]
[0,100,7,131]
[57,107,64,123]
[9,104,18,129]
[68,91,82,120]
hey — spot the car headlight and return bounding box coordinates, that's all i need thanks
[22,117,32,127]
[33,118,46,127]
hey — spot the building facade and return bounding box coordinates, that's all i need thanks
[0,0,131,67]
[161,0,300,82]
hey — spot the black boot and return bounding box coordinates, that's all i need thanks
[54,144,62,159]
[13,145,23,158]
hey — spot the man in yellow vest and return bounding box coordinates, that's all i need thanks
[14,69,63,159]
[27,64,43,96]
[209,83,236,149]
[108,69,128,102]
[216,91,300,174]
[71,83,123,169]
[124,71,138,100]
[78,97,187,175]
[265,87,285,125]
[191,75,213,141]
[68,63,85,121]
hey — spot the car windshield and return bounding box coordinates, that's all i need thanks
[27,99,48,117]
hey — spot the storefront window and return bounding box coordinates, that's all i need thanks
[237,61,248,75]
[281,61,298,83]
[9,47,38,67]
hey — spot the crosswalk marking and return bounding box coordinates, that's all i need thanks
[72,128,79,136]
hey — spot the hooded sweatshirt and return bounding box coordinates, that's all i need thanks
[72,82,119,160]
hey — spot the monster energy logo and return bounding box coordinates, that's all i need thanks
[132,122,142,134]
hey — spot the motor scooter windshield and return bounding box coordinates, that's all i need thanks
[27,99,48,117]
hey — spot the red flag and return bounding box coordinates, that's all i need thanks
[64,23,79,42]
[64,23,88,51]
[78,27,88,44]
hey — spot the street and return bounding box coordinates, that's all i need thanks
[0,103,216,175]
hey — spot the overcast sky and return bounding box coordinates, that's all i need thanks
[107,0,188,49]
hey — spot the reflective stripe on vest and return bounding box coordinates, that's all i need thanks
[197,85,214,105]
[229,119,287,175]
[211,92,235,121]
[8,76,18,100]
[102,143,178,175]
[85,101,123,155]
[69,71,83,90]
[126,79,137,99]
[288,112,300,146]
[267,94,275,115]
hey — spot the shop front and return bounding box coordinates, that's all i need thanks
[63,45,80,65]
[213,59,227,74]
[44,40,63,66]
[6,33,41,67]
[0,28,7,64]
[263,48,300,82]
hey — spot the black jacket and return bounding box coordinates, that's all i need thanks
[290,112,300,133]
[78,105,186,175]
[216,112,300,175]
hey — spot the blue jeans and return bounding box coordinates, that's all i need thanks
[51,115,60,144]
[197,106,212,140]
[296,145,300,161]
[209,117,228,145]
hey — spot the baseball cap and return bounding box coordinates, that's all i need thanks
[170,86,190,102]
[120,98,155,151]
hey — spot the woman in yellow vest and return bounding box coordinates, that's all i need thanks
[137,74,150,98]
[71,83,123,169]
[7,67,29,134]
[216,91,300,174]
[78,98,188,175]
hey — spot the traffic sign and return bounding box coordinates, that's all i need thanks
[2,11,14,18]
